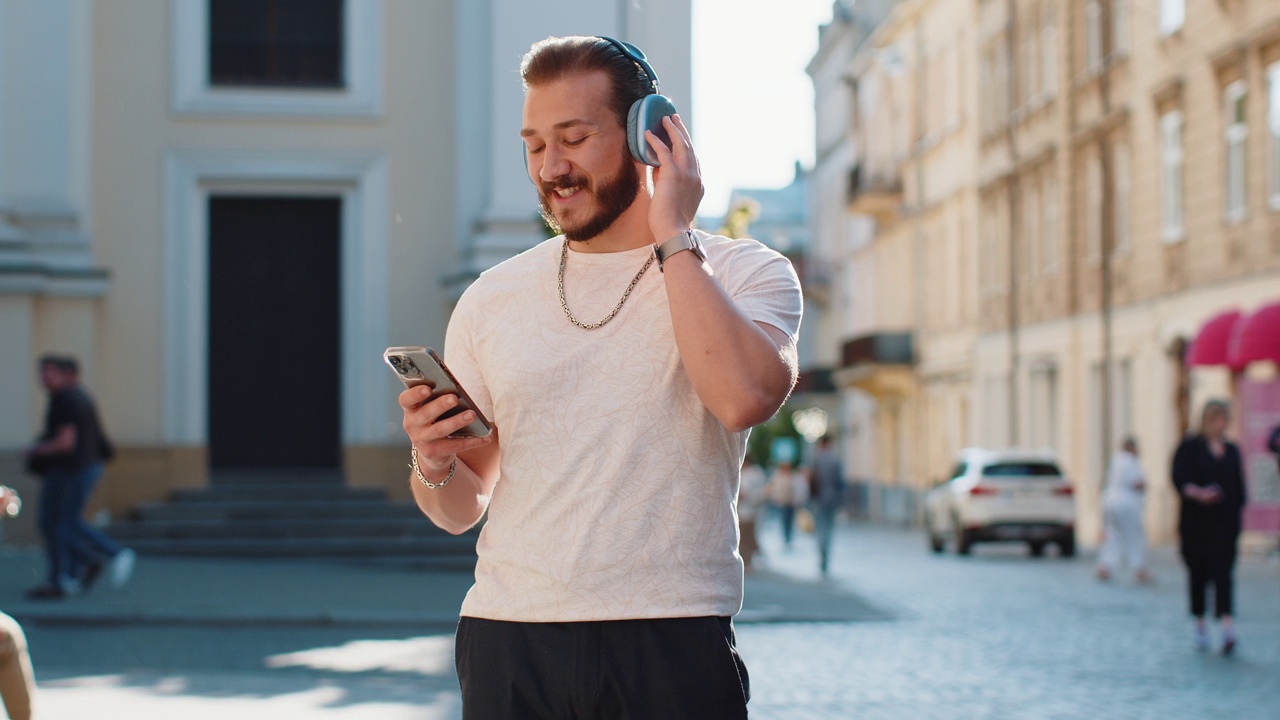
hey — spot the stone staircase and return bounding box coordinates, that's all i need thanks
[106,470,478,567]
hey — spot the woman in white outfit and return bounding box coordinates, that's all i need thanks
[1096,437,1152,583]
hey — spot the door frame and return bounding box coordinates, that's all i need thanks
[163,151,390,448]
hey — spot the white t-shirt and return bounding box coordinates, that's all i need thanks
[443,231,802,622]
[1103,451,1145,509]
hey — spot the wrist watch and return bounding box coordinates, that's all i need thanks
[653,229,706,272]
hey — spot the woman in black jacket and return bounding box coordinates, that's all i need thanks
[1171,399,1248,655]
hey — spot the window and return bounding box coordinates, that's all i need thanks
[1271,63,1280,209]
[1024,179,1040,275]
[983,462,1062,477]
[1029,365,1059,454]
[1224,81,1248,223]
[171,0,382,117]
[1043,174,1059,275]
[1161,110,1185,241]
[1160,0,1185,36]
[1086,152,1103,260]
[1042,7,1058,99]
[1114,142,1131,255]
[1112,0,1130,58]
[1022,31,1036,108]
[210,0,344,88]
[1086,0,1103,76]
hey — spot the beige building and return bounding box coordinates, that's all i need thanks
[822,0,982,522]
[0,0,692,545]
[814,0,1280,544]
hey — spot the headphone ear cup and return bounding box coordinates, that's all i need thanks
[626,99,645,165]
[628,94,679,167]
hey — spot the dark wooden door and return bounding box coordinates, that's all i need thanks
[208,196,341,468]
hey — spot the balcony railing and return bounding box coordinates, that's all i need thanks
[840,332,915,369]
[846,163,904,224]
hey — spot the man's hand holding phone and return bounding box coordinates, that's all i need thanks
[398,385,493,478]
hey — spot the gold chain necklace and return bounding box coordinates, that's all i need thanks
[557,238,654,329]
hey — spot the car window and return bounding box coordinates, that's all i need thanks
[982,462,1061,477]
[950,463,967,480]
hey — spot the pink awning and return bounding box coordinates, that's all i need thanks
[1187,310,1244,367]
[1228,301,1280,368]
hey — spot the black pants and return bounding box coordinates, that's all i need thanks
[455,616,750,720]
[1183,550,1236,619]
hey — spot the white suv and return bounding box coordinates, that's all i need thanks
[923,448,1076,557]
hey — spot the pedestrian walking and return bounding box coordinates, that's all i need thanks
[806,435,846,575]
[397,35,801,718]
[767,461,804,550]
[24,355,135,600]
[1172,399,1247,655]
[1095,437,1152,583]
[0,612,35,720]
[1268,423,1280,474]
[738,455,767,570]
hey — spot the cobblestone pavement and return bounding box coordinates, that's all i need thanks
[22,521,1280,718]
[740,520,1280,720]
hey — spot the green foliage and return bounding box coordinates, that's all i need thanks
[718,197,761,240]
[748,405,802,467]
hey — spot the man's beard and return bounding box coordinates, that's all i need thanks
[538,148,641,243]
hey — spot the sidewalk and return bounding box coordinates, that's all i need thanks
[0,543,885,627]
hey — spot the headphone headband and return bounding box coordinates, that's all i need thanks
[596,36,660,95]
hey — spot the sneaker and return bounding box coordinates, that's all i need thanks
[25,578,82,600]
[80,561,105,592]
[1222,633,1237,657]
[107,548,136,588]
[24,583,66,601]
[1194,626,1209,652]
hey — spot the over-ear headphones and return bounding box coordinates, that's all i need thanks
[596,36,678,167]
[524,36,679,182]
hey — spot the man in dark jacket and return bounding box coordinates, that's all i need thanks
[806,435,847,576]
[24,355,134,600]
[1171,399,1247,655]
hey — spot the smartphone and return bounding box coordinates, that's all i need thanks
[383,346,492,438]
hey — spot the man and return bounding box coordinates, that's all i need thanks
[806,434,846,575]
[1269,424,1280,474]
[1095,437,1151,583]
[25,356,134,599]
[398,35,801,718]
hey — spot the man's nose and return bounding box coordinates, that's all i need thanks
[539,144,570,183]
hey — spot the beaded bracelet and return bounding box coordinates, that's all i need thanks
[410,446,456,489]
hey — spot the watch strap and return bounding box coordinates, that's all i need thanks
[654,229,704,271]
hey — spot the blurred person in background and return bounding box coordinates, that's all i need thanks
[24,355,134,600]
[806,435,846,575]
[1095,437,1152,583]
[767,461,803,551]
[738,455,767,570]
[1172,399,1247,655]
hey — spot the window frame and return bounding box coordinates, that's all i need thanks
[1086,0,1103,77]
[171,0,384,118]
[1113,141,1131,256]
[1160,110,1186,243]
[1268,62,1280,210]
[1042,172,1059,276]
[1224,80,1248,224]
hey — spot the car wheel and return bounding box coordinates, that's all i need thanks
[1028,541,1046,557]
[1058,536,1076,558]
[954,518,973,556]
